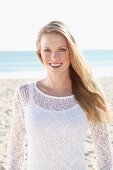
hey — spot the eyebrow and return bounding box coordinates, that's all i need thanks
[58,46,68,48]
[43,46,68,49]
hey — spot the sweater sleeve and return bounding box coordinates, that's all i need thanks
[89,121,113,170]
[7,87,27,170]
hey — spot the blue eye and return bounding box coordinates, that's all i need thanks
[59,48,66,52]
[44,49,51,53]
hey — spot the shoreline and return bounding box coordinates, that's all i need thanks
[0,70,47,79]
[0,66,113,79]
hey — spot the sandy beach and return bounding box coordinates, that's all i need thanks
[0,77,113,170]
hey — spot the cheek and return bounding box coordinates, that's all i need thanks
[64,54,71,63]
[41,55,50,64]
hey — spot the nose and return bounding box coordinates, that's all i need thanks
[51,51,60,58]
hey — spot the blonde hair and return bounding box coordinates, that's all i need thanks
[36,21,111,123]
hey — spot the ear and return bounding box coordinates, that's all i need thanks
[36,51,43,63]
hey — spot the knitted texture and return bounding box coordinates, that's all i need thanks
[7,81,113,170]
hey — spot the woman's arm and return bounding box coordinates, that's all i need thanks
[89,121,113,170]
[7,87,26,170]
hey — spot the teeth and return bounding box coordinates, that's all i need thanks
[50,63,62,67]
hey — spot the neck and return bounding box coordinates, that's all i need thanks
[44,72,72,92]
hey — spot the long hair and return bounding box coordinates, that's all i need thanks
[36,20,111,123]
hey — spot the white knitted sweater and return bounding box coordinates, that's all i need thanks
[7,81,113,170]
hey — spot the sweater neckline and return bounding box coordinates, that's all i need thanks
[33,81,75,99]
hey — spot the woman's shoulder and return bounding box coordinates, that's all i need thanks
[15,81,33,92]
[15,81,34,103]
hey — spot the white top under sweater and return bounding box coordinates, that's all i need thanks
[7,81,113,170]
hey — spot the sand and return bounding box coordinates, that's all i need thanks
[0,78,113,170]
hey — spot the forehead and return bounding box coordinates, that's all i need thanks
[40,32,68,47]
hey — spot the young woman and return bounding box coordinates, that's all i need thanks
[7,21,113,170]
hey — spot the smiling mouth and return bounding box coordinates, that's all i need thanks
[49,63,63,68]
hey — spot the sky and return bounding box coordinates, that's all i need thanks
[0,0,113,51]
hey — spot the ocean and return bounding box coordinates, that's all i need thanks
[0,50,113,79]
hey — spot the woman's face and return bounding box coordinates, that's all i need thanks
[39,32,71,75]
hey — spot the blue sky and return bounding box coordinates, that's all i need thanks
[0,0,113,50]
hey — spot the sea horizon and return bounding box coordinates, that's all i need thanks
[0,49,113,79]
